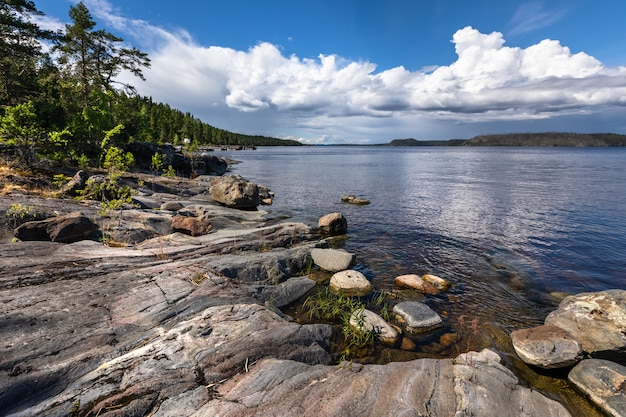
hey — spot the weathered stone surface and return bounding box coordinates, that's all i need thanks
[350,308,399,345]
[262,276,317,308]
[160,201,184,211]
[341,195,371,205]
[210,175,259,209]
[329,269,372,296]
[394,274,439,294]
[511,325,583,369]
[393,301,443,332]
[318,212,347,236]
[189,348,570,417]
[545,290,626,355]
[311,247,355,272]
[171,215,213,236]
[59,170,89,197]
[14,211,98,243]
[569,359,626,417]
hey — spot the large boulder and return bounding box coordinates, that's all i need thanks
[209,175,259,209]
[311,248,355,272]
[511,325,583,369]
[393,301,443,333]
[569,359,626,417]
[545,290,626,356]
[329,269,372,296]
[318,212,347,236]
[171,215,213,236]
[14,211,98,243]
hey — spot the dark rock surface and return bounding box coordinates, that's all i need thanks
[14,211,99,243]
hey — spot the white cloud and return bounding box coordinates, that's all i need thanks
[91,2,626,143]
[509,2,569,36]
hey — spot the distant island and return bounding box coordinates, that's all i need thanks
[386,133,626,147]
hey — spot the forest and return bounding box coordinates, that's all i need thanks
[0,1,300,170]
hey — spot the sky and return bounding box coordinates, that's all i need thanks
[33,0,626,144]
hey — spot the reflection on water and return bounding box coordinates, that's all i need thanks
[222,146,624,415]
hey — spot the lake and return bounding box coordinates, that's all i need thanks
[216,146,626,359]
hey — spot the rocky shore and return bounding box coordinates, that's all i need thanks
[1,163,624,416]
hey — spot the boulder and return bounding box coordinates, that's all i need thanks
[311,248,355,272]
[318,212,347,236]
[350,308,399,345]
[329,269,372,296]
[394,274,439,295]
[171,215,213,236]
[393,301,443,333]
[210,175,259,209]
[545,290,626,355]
[569,359,626,417]
[511,325,583,369]
[60,170,89,197]
[14,211,98,243]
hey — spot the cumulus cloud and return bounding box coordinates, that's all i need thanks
[82,1,626,142]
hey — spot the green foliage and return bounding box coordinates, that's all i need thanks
[5,203,38,228]
[161,165,176,178]
[52,173,71,188]
[303,287,377,360]
[150,152,165,172]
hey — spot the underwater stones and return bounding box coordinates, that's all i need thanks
[394,274,438,295]
[311,248,355,272]
[329,270,372,296]
[393,301,443,333]
[422,274,451,290]
[349,308,399,345]
[511,325,583,369]
[341,195,371,205]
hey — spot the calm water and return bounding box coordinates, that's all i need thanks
[217,146,626,353]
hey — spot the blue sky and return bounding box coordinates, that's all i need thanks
[34,0,626,144]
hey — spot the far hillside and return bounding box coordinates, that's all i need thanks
[386,133,626,147]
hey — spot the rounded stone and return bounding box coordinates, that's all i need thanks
[511,325,583,369]
[318,212,347,236]
[329,269,372,296]
[422,274,451,290]
[161,201,184,211]
[393,301,443,333]
[394,274,438,295]
[311,248,355,272]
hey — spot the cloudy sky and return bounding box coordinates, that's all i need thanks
[35,0,626,144]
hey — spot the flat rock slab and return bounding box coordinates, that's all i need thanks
[545,289,626,354]
[311,248,355,272]
[569,359,626,417]
[511,325,583,369]
[349,309,399,345]
[329,269,372,296]
[262,276,317,308]
[393,301,443,332]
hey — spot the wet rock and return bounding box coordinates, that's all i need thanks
[569,359,626,417]
[545,289,626,356]
[14,211,98,243]
[394,274,439,294]
[210,175,260,209]
[341,195,371,205]
[422,274,451,291]
[329,269,372,296]
[318,212,347,236]
[310,248,355,272]
[511,325,583,369]
[349,308,399,345]
[393,301,443,333]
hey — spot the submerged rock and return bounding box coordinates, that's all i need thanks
[318,212,347,236]
[394,274,439,294]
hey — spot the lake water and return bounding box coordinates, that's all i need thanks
[216,146,626,358]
